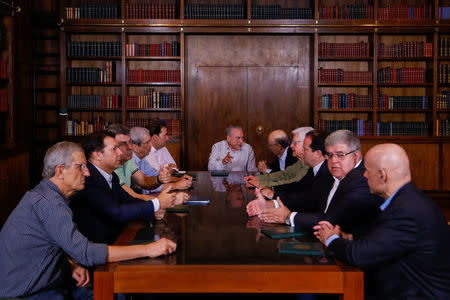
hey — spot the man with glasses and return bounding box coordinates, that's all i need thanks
[257,129,298,174]
[244,127,313,188]
[257,129,382,237]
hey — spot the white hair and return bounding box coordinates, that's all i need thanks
[42,141,83,178]
[291,127,315,141]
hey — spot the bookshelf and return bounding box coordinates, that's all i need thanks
[59,0,450,190]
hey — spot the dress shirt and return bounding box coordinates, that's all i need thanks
[289,159,362,226]
[208,140,258,172]
[132,153,162,194]
[0,179,107,298]
[144,146,176,170]
[93,164,113,189]
[312,160,325,176]
[266,147,289,173]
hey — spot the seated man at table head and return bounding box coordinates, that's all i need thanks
[208,125,258,172]
[247,130,334,215]
[257,129,382,238]
[144,119,178,173]
[107,123,191,200]
[314,143,450,299]
[70,131,177,244]
[0,141,176,299]
[257,129,298,174]
[244,126,314,188]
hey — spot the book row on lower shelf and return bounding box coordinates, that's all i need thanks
[68,94,120,109]
[318,69,372,84]
[377,67,425,84]
[67,41,121,57]
[126,69,180,83]
[67,63,118,83]
[319,94,433,110]
[125,41,180,57]
[124,3,176,19]
[251,5,313,20]
[438,117,450,136]
[318,5,373,20]
[66,117,181,136]
[437,91,450,109]
[126,92,180,109]
[64,4,120,19]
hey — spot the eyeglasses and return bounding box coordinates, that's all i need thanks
[73,163,87,170]
[325,149,358,160]
[291,140,303,145]
[118,140,132,148]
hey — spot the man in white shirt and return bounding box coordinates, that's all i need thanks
[208,125,258,172]
[145,120,177,172]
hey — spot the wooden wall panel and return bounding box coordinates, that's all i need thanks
[185,35,312,170]
[361,141,439,191]
[442,144,450,191]
[166,141,181,167]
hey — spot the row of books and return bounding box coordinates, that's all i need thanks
[126,118,180,136]
[439,38,450,57]
[318,119,372,136]
[438,64,450,84]
[377,67,426,84]
[64,5,120,19]
[319,94,373,109]
[67,41,121,57]
[439,7,450,20]
[250,5,313,20]
[124,3,176,19]
[377,42,433,58]
[378,4,433,20]
[318,5,373,20]
[184,4,246,19]
[378,95,431,109]
[125,69,180,83]
[68,94,120,109]
[67,62,117,83]
[125,41,180,57]
[126,92,180,109]
[0,88,7,112]
[438,118,450,136]
[66,118,117,136]
[318,68,372,83]
[319,42,370,58]
[437,91,450,109]
[0,59,6,79]
[377,121,429,136]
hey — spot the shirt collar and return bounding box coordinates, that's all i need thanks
[92,163,113,187]
[379,182,408,211]
[279,147,288,160]
[312,160,325,176]
[43,178,69,203]
[132,152,142,164]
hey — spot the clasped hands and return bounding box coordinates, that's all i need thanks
[246,188,291,224]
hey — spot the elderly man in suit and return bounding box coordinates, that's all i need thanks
[257,129,298,174]
[315,143,450,299]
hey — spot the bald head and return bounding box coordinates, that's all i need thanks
[364,143,411,198]
[267,130,290,156]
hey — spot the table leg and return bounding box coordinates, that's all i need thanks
[94,271,114,300]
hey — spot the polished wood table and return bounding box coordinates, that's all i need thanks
[94,172,363,300]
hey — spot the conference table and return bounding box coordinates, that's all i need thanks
[94,171,363,300]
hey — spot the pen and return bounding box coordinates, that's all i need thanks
[247,181,273,200]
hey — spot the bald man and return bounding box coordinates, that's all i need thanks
[314,143,450,299]
[257,130,298,174]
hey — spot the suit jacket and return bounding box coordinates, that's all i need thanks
[293,160,383,237]
[327,182,450,299]
[70,163,155,244]
[274,161,334,213]
[268,147,298,173]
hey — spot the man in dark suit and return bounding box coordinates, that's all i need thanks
[257,129,298,174]
[254,130,382,238]
[71,131,177,244]
[315,143,450,299]
[247,130,334,215]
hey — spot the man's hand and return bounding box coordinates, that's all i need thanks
[154,208,165,220]
[158,165,171,184]
[260,187,274,199]
[71,263,90,287]
[222,152,233,166]
[144,238,177,257]
[167,163,178,174]
[244,176,260,189]
[173,176,192,190]
[175,192,190,205]
[257,160,268,173]
[157,185,176,209]
[313,221,341,245]
[246,188,274,216]
[258,197,291,224]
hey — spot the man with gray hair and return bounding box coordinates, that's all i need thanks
[244,126,313,188]
[0,141,176,299]
[208,125,257,172]
[258,129,382,237]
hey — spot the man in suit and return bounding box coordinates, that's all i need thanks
[255,130,382,237]
[71,131,177,244]
[257,129,298,174]
[315,143,450,299]
[0,141,176,299]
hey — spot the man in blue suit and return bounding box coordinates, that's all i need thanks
[315,143,450,299]
[71,131,176,244]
